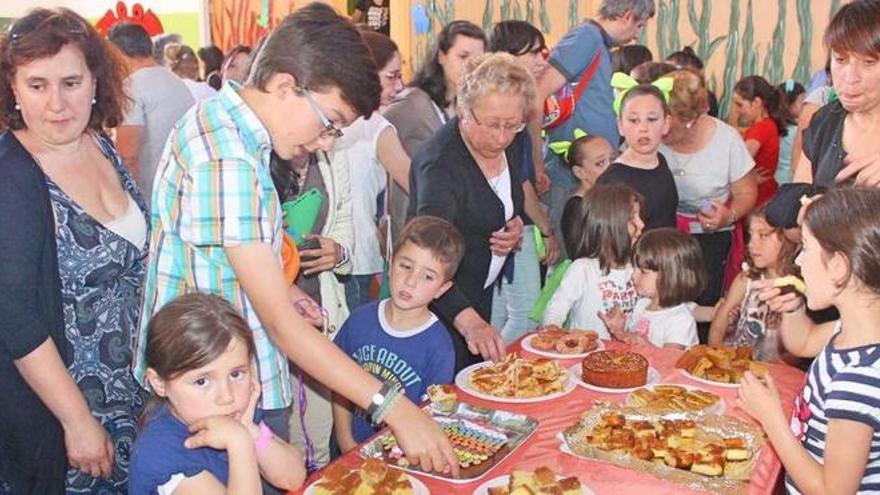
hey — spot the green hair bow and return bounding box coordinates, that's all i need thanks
[611,72,674,116]
[548,128,588,162]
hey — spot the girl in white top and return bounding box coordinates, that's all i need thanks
[543,184,644,338]
[601,228,707,349]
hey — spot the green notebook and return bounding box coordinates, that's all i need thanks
[281,188,324,245]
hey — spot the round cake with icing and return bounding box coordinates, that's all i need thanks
[581,350,648,388]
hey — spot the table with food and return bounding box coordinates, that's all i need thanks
[292,329,806,495]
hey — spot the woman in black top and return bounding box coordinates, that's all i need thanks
[795,1,880,188]
[408,53,533,371]
[0,9,133,493]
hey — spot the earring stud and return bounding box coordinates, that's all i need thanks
[14,103,20,111]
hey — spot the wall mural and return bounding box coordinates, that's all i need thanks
[401,0,843,120]
[95,1,165,37]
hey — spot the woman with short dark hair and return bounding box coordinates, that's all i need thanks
[0,8,148,493]
[795,0,880,188]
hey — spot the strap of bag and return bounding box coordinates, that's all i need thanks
[571,52,602,102]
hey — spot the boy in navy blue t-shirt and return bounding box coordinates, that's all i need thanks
[332,216,465,451]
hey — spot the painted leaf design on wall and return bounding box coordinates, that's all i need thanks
[539,0,551,33]
[719,0,741,119]
[763,0,787,84]
[793,0,813,84]
[740,0,758,78]
[482,0,494,32]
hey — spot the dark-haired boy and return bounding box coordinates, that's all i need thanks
[132,3,458,475]
[332,217,464,452]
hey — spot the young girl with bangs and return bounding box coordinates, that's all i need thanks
[130,293,305,495]
[597,80,678,230]
[601,228,706,349]
[543,184,643,338]
[739,187,880,494]
[708,205,801,362]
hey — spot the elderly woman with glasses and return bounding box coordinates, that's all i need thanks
[0,8,146,494]
[407,53,532,371]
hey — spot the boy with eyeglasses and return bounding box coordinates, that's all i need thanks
[132,2,459,482]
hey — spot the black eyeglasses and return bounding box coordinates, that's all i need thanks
[8,13,88,47]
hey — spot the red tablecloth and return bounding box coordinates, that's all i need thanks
[292,340,806,494]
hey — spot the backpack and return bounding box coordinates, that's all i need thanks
[542,52,601,130]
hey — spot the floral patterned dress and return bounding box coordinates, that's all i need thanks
[46,135,149,494]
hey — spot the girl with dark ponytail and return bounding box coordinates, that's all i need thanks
[733,75,788,205]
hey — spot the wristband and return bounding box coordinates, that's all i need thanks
[365,381,397,421]
[371,386,403,426]
[255,421,274,455]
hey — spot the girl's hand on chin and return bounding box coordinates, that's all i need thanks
[185,415,252,451]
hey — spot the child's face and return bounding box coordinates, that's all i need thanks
[788,93,806,121]
[149,338,253,425]
[628,202,645,242]
[733,93,762,126]
[747,216,784,270]
[388,241,453,312]
[617,94,669,155]
[572,138,613,186]
[796,225,846,310]
[633,266,659,299]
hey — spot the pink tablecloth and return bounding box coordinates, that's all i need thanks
[292,340,805,494]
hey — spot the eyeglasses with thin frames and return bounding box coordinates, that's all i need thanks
[299,87,343,139]
[469,108,526,134]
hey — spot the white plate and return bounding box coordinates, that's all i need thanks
[626,384,726,415]
[521,333,605,359]
[304,471,430,494]
[472,473,594,495]
[567,363,661,394]
[679,369,741,389]
[455,361,577,404]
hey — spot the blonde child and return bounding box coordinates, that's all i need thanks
[544,184,643,338]
[708,205,800,362]
[738,188,880,494]
[130,293,305,495]
[597,76,678,230]
[601,228,706,349]
[556,132,613,257]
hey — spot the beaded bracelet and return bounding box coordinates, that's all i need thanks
[371,384,404,426]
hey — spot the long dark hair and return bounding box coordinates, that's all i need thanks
[734,75,788,137]
[569,184,643,273]
[410,20,485,109]
[777,80,805,125]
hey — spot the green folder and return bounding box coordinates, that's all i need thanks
[281,188,324,245]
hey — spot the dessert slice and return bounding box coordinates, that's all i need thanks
[723,437,751,461]
[558,477,582,495]
[533,466,557,487]
[773,275,806,294]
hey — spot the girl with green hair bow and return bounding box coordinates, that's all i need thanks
[611,72,675,116]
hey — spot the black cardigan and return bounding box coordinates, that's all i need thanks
[0,131,67,492]
[407,117,526,322]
